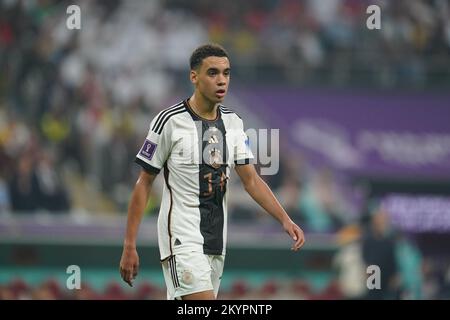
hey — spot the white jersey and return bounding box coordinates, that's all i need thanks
[135,99,253,260]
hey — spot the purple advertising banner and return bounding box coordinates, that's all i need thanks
[237,89,450,179]
[383,194,450,233]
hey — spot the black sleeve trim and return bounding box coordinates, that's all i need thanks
[234,158,252,165]
[135,158,161,175]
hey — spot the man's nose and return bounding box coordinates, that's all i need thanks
[217,74,227,86]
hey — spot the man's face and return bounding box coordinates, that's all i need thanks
[191,56,230,104]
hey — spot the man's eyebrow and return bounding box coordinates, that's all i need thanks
[206,67,231,72]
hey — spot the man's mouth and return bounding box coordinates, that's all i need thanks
[216,89,226,98]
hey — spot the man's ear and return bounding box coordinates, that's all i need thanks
[190,70,198,84]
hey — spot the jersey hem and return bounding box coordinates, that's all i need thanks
[160,246,226,260]
[234,158,253,165]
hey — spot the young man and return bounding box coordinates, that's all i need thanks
[119,44,305,300]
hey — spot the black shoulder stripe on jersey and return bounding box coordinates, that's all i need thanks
[219,106,241,119]
[155,109,187,135]
[153,107,186,134]
[152,103,184,132]
[151,102,184,132]
[219,108,233,114]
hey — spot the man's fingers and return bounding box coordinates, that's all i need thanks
[296,231,304,248]
[125,270,133,287]
[291,229,305,251]
[119,266,126,281]
[120,266,127,282]
[120,266,134,287]
[287,227,297,241]
[296,236,305,250]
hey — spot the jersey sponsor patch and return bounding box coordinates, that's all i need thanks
[140,139,157,160]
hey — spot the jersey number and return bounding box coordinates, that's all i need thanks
[202,172,227,197]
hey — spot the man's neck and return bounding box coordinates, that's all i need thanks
[189,93,218,120]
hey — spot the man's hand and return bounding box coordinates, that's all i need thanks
[119,246,139,287]
[234,164,306,251]
[283,219,305,251]
[120,171,155,287]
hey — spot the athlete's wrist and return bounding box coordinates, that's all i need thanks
[123,241,137,250]
[280,215,293,226]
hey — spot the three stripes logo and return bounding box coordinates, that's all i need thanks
[151,102,186,135]
[168,256,180,289]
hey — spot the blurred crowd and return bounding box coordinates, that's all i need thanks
[180,0,450,87]
[1,0,448,214]
[0,277,340,300]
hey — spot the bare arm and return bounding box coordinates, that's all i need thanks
[235,164,305,251]
[119,170,157,286]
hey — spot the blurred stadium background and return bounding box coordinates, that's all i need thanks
[1,0,450,300]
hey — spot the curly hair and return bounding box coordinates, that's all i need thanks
[189,43,229,70]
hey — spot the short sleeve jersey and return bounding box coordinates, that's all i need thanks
[135,99,253,260]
